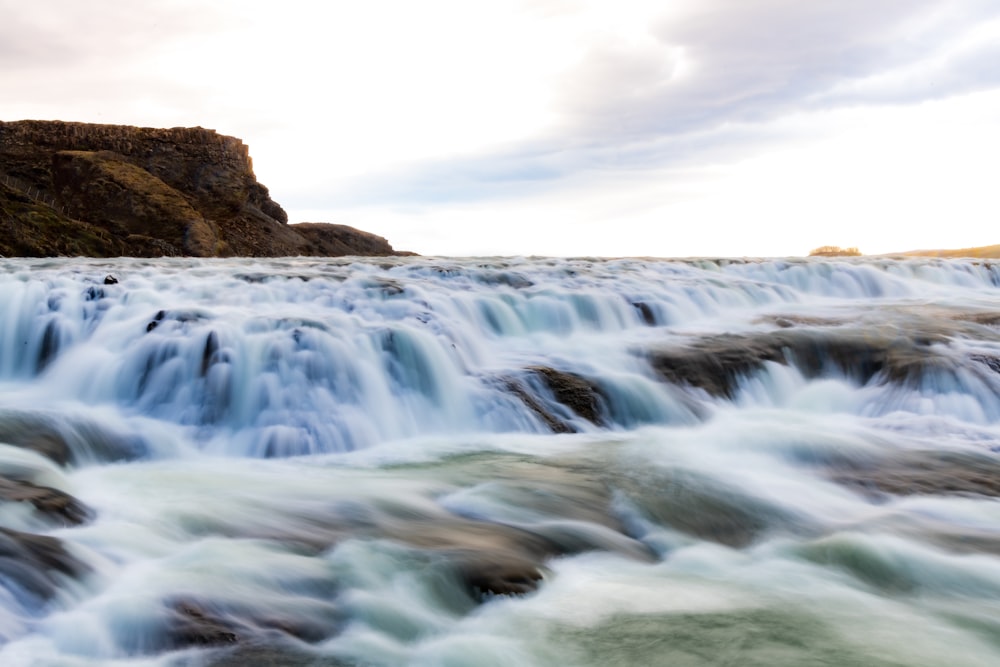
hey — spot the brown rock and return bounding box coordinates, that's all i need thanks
[0,120,406,257]
[646,328,953,398]
[828,450,1000,499]
[52,150,220,256]
[527,366,605,425]
[0,476,93,526]
[291,222,397,256]
[0,527,89,602]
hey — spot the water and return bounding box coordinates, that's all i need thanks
[1,255,1000,666]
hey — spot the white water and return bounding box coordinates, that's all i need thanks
[1,256,1000,666]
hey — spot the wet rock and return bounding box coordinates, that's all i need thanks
[972,354,1000,374]
[206,642,353,667]
[755,314,844,328]
[0,527,89,602]
[162,597,342,651]
[167,601,240,647]
[455,554,544,598]
[103,274,118,285]
[36,319,62,371]
[615,468,799,548]
[828,450,1000,499]
[201,330,221,376]
[527,366,605,425]
[0,410,144,466]
[632,301,656,325]
[0,415,72,466]
[503,379,574,433]
[0,476,92,526]
[475,270,534,289]
[646,329,952,398]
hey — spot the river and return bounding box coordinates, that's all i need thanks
[1,256,999,666]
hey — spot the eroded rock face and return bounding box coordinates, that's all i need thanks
[52,150,220,256]
[0,120,404,257]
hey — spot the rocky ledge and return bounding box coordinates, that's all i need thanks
[0,120,404,258]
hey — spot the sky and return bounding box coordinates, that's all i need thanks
[2,0,1000,257]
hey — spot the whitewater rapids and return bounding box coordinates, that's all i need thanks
[1,255,1000,666]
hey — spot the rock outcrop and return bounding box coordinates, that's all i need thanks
[0,120,403,257]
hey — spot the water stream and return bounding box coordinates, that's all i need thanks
[1,256,1000,666]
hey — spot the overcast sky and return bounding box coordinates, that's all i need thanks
[3,0,999,257]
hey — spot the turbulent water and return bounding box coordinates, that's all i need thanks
[2,255,1000,666]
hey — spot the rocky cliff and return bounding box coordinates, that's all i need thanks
[0,120,401,258]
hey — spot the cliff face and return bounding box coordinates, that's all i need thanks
[0,120,400,258]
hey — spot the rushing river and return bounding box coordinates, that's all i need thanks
[2,255,1000,666]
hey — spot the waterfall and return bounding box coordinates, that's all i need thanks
[2,255,1000,666]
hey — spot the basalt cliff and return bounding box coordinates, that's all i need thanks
[0,120,402,257]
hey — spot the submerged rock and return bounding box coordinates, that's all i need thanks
[0,527,89,602]
[502,378,575,433]
[167,601,240,647]
[827,450,1000,499]
[206,642,353,667]
[526,366,605,426]
[0,410,145,466]
[0,476,92,526]
[154,596,342,653]
[646,328,954,398]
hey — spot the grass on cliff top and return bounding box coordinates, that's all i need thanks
[0,186,121,257]
[889,244,1000,259]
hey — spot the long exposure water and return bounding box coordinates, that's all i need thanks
[2,255,1000,666]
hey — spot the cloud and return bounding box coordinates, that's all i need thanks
[555,0,1000,138]
[0,0,242,127]
[332,0,1000,208]
[0,1,220,70]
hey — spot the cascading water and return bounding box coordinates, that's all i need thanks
[2,255,1000,666]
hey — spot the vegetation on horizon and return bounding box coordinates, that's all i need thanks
[808,245,862,257]
[891,244,1000,259]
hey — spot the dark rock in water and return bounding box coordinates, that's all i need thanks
[206,642,354,667]
[455,554,544,598]
[828,450,1000,499]
[972,354,1000,375]
[103,275,118,285]
[646,328,953,398]
[160,596,343,652]
[503,379,575,434]
[527,366,605,425]
[632,301,656,326]
[0,410,145,466]
[615,467,801,548]
[201,330,221,376]
[754,314,844,328]
[167,601,240,647]
[0,476,93,526]
[36,320,62,371]
[0,527,89,602]
[0,416,72,466]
